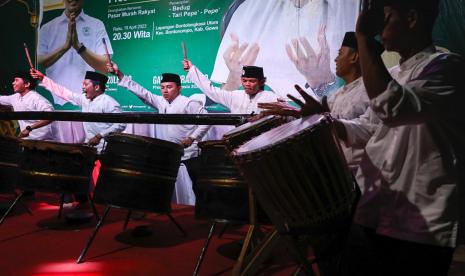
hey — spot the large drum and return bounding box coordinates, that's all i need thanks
[18,140,97,194]
[232,115,358,235]
[94,133,183,213]
[195,116,284,222]
[0,136,21,193]
[222,115,284,151]
[195,140,249,222]
[0,105,18,137]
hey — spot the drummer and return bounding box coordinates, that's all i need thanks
[266,0,465,274]
[183,60,283,114]
[258,31,381,173]
[107,62,210,194]
[31,68,126,210]
[30,68,126,152]
[0,71,55,140]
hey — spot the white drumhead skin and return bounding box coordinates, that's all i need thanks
[234,114,325,155]
[222,115,277,138]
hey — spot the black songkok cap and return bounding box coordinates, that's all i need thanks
[241,66,265,80]
[382,0,439,13]
[341,32,358,50]
[85,71,109,85]
[14,71,37,88]
[161,73,181,86]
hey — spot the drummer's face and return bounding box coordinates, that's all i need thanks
[82,79,100,100]
[65,0,83,14]
[160,82,181,102]
[241,77,264,96]
[12,77,28,93]
[335,46,356,78]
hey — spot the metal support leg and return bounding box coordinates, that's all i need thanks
[88,193,100,221]
[237,229,282,276]
[18,198,33,216]
[76,205,111,264]
[233,187,264,275]
[58,193,65,219]
[58,194,65,219]
[0,192,24,225]
[217,222,229,238]
[123,210,132,231]
[167,213,186,237]
[193,221,217,276]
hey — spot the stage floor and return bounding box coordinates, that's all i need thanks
[0,193,464,276]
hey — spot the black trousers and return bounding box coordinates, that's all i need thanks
[340,224,455,276]
[181,156,202,195]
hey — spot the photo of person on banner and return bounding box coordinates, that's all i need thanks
[212,0,360,99]
[38,0,112,106]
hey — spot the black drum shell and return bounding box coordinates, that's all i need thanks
[94,133,183,213]
[18,140,97,194]
[195,140,269,223]
[0,136,21,193]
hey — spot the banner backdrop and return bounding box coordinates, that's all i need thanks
[39,0,360,112]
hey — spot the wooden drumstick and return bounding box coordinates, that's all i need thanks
[181,41,187,59]
[23,42,34,69]
[181,41,189,70]
[102,38,112,65]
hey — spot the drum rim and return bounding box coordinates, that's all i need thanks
[20,139,97,155]
[105,133,184,152]
[232,115,327,157]
[222,115,280,139]
[198,139,226,148]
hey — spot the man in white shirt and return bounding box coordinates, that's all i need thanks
[183,60,282,114]
[108,63,210,196]
[30,69,126,152]
[285,0,465,275]
[0,72,55,141]
[258,32,377,173]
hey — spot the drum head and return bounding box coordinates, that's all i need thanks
[198,139,226,149]
[20,139,97,156]
[222,115,278,139]
[105,133,183,153]
[234,115,326,156]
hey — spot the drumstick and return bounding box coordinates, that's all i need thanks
[23,43,34,69]
[102,38,112,65]
[181,41,187,60]
[181,41,189,71]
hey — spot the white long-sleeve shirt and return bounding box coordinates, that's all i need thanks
[341,47,465,248]
[41,76,126,152]
[0,91,55,141]
[187,65,282,114]
[118,76,210,160]
[327,77,371,171]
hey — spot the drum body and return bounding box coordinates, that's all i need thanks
[232,115,358,235]
[94,133,183,213]
[195,140,250,222]
[222,115,284,151]
[0,105,18,137]
[195,116,283,222]
[18,140,97,194]
[0,136,21,193]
